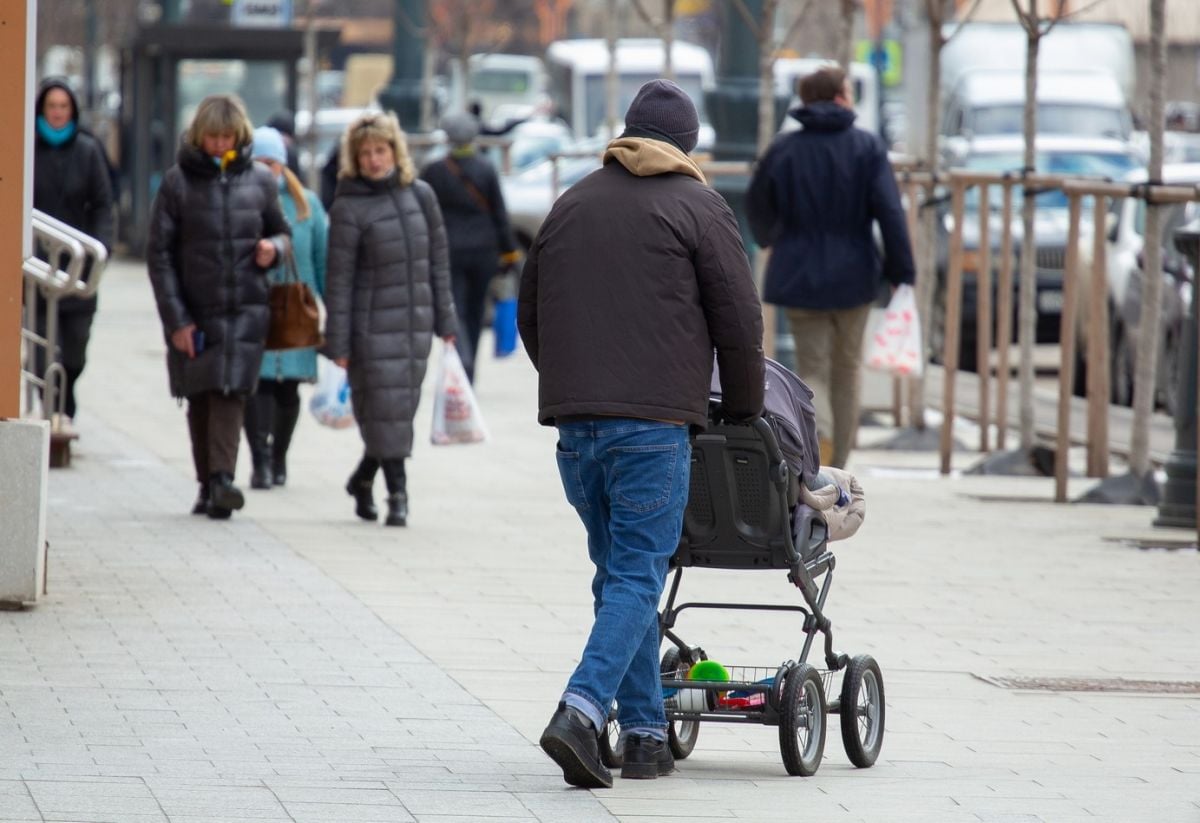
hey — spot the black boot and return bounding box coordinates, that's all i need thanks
[385,493,408,527]
[244,393,274,490]
[382,459,407,527]
[208,471,245,519]
[346,456,379,521]
[271,401,300,486]
[191,483,209,515]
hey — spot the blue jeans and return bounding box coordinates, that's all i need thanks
[554,418,692,737]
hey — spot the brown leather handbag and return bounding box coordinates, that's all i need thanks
[265,251,323,351]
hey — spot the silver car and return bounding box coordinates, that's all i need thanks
[501,143,604,250]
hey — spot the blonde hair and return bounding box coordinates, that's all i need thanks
[338,111,415,186]
[186,94,253,150]
[279,166,311,222]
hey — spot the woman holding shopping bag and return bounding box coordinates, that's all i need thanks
[146,94,290,518]
[325,111,457,527]
[242,126,329,490]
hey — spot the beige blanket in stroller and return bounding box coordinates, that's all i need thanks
[799,466,865,542]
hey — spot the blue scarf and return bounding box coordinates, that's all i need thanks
[36,116,76,146]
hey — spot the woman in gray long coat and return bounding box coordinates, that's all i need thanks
[326,111,457,527]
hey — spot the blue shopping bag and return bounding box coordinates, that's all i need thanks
[493,295,519,358]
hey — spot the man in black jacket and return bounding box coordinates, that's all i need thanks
[748,66,914,469]
[33,78,114,428]
[519,80,764,788]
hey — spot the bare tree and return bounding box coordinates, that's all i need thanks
[605,0,620,139]
[1010,0,1070,451]
[911,0,981,429]
[837,0,859,69]
[728,0,815,156]
[630,0,675,80]
[1128,0,1167,480]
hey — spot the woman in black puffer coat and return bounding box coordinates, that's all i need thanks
[326,111,457,527]
[146,94,291,519]
[32,78,114,426]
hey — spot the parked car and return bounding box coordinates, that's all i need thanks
[1164,130,1200,164]
[480,118,576,175]
[940,69,1132,149]
[932,134,1141,369]
[501,142,604,250]
[1074,165,1200,414]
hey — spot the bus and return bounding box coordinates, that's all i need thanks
[544,38,716,151]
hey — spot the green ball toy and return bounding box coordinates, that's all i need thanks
[687,660,730,682]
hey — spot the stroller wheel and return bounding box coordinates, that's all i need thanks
[661,647,701,759]
[598,709,623,768]
[779,663,827,776]
[839,655,885,768]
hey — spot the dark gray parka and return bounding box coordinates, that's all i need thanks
[325,174,457,459]
[146,142,291,398]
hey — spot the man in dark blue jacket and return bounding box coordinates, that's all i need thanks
[748,66,914,468]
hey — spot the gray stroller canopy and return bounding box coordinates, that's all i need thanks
[710,356,820,488]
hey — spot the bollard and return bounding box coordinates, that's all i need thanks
[1153,216,1199,529]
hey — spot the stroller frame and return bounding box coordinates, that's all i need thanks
[614,410,885,776]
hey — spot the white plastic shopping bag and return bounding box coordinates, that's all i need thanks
[864,284,923,378]
[309,358,355,429]
[431,343,489,445]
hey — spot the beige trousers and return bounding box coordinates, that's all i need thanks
[785,302,873,469]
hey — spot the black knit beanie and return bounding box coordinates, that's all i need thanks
[622,79,700,153]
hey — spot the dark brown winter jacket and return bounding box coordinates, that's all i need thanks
[518,137,764,428]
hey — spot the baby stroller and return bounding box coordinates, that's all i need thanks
[599,359,884,777]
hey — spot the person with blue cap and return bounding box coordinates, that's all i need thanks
[242,125,329,491]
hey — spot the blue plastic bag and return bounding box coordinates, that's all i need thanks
[493,296,518,358]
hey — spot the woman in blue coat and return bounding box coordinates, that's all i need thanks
[243,126,329,489]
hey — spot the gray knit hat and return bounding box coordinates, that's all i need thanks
[623,79,700,153]
[441,111,479,147]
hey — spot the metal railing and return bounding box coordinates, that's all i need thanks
[935,170,1200,500]
[21,209,108,431]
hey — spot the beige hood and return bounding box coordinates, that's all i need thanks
[602,137,707,185]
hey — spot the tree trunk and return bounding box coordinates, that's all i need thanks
[420,35,437,132]
[913,1,944,431]
[758,2,778,156]
[838,0,856,69]
[1016,18,1039,451]
[1129,0,1168,477]
[605,0,619,139]
[663,0,674,81]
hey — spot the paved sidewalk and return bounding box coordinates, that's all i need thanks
[2,258,1199,822]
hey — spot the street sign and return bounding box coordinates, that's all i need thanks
[855,39,902,88]
[230,0,292,27]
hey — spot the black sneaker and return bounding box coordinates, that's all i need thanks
[620,734,674,780]
[539,703,612,789]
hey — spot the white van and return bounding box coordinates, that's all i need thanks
[773,58,880,136]
[941,68,1132,142]
[544,38,716,151]
[449,53,549,130]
